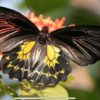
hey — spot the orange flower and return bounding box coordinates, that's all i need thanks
[23,11,75,32]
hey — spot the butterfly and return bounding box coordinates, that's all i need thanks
[0,6,100,86]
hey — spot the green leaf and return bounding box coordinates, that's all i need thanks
[0,75,19,100]
[19,81,68,100]
[88,61,100,78]
[60,75,75,86]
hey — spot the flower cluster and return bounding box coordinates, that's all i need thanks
[24,11,75,32]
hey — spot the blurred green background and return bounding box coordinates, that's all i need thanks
[0,0,100,100]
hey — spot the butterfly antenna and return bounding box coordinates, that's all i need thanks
[27,4,33,12]
[27,5,45,26]
[66,16,77,22]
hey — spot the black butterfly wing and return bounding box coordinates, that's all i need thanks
[0,6,39,52]
[1,39,71,86]
[50,25,100,66]
[0,6,39,32]
[0,7,42,84]
[1,39,37,81]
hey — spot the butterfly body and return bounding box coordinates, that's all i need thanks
[38,26,50,44]
[0,6,100,86]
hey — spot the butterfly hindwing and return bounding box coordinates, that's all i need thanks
[0,40,71,86]
[28,43,71,86]
[50,25,100,66]
[1,40,37,80]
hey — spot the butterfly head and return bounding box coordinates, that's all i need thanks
[38,26,49,44]
[42,26,49,32]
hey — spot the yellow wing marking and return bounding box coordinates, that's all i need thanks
[17,51,23,59]
[6,56,10,60]
[7,61,12,67]
[23,41,35,54]
[44,45,60,68]
[53,46,60,53]
[17,41,36,61]
[5,41,36,70]
[47,45,55,60]
[46,60,50,67]
[55,53,60,59]
[41,70,64,79]
[22,55,27,61]
[7,61,23,70]
[41,72,57,79]
[52,59,59,67]
[56,70,64,74]
[50,62,54,67]
[44,56,48,64]
[43,45,65,79]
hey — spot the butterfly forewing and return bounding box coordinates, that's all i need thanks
[50,25,100,66]
[0,6,39,46]
[0,6,39,66]
[0,6,39,31]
